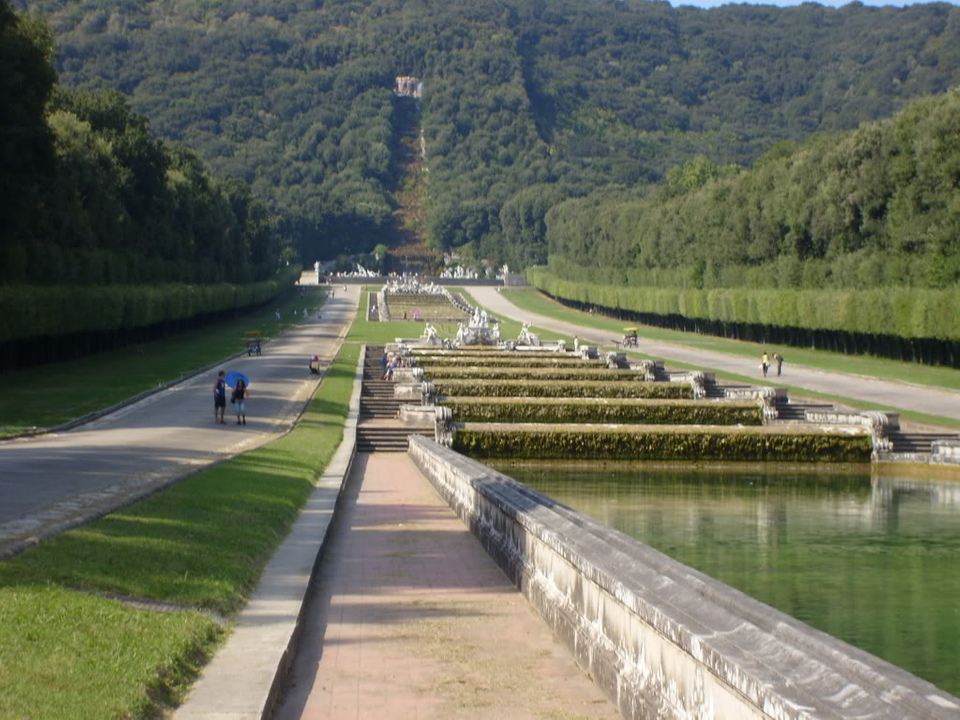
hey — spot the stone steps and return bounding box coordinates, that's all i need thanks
[356,426,426,452]
[886,431,958,454]
[775,403,833,422]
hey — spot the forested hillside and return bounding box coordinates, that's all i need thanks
[14,0,960,269]
[2,1,280,286]
[2,0,292,369]
[545,90,960,291]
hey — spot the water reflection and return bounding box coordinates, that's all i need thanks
[495,461,960,697]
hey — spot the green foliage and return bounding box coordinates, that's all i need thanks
[434,378,691,399]
[0,265,300,342]
[418,356,601,369]
[420,366,650,382]
[0,3,280,286]
[17,0,960,271]
[0,0,57,274]
[0,343,358,717]
[527,267,960,342]
[452,425,872,462]
[442,397,763,425]
[544,89,960,292]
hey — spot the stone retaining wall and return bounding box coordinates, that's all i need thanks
[932,439,960,465]
[407,435,959,720]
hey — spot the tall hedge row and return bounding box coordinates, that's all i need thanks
[452,425,872,462]
[527,267,960,342]
[0,266,300,342]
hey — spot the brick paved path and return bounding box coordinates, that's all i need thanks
[275,452,618,720]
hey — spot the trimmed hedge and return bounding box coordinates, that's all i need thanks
[434,379,692,399]
[423,366,648,381]
[0,266,300,342]
[452,423,872,462]
[441,397,763,425]
[415,356,602,369]
[526,266,960,342]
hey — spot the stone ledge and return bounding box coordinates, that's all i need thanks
[408,434,959,720]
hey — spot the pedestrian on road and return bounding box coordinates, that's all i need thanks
[773,351,784,376]
[760,352,770,378]
[233,378,248,425]
[275,310,281,320]
[213,370,227,424]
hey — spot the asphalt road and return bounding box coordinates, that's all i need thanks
[0,283,358,556]
[472,287,960,424]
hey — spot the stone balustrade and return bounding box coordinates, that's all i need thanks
[407,435,960,720]
[805,409,899,453]
[931,439,960,465]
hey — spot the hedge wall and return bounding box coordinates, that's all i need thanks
[526,267,960,343]
[0,266,300,343]
[415,356,602,369]
[423,366,647,382]
[442,397,763,425]
[434,379,692,399]
[452,424,872,462]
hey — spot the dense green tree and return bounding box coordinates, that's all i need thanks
[14,0,960,270]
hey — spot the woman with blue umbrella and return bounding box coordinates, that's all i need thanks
[227,371,250,425]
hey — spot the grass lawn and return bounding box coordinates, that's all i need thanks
[0,285,327,434]
[344,286,569,346]
[0,343,359,719]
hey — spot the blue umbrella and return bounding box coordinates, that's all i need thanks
[226,371,250,388]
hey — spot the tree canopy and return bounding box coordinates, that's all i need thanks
[12,0,960,276]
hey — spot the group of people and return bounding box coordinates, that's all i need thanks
[760,351,784,377]
[213,370,249,425]
[380,351,406,380]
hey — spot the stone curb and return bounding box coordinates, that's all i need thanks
[172,345,365,720]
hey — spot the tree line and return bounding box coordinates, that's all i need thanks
[14,0,960,274]
[543,89,960,292]
[1,0,280,287]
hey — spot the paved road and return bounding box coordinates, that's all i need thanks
[0,285,359,556]
[472,287,960,424]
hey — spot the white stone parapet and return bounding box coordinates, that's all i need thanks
[407,435,960,720]
[805,409,900,453]
[932,439,960,465]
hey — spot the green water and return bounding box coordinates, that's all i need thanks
[499,462,960,697]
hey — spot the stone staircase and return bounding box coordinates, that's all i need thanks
[885,430,959,456]
[773,400,834,422]
[703,380,748,399]
[358,346,428,452]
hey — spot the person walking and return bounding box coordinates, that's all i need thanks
[773,352,784,376]
[760,352,770,378]
[213,370,227,424]
[233,377,248,425]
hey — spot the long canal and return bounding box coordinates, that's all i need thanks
[497,461,960,697]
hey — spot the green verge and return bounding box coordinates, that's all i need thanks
[442,397,763,425]
[0,285,325,434]
[434,378,692,399]
[526,267,960,342]
[0,343,359,719]
[452,423,872,462]
[345,285,466,344]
